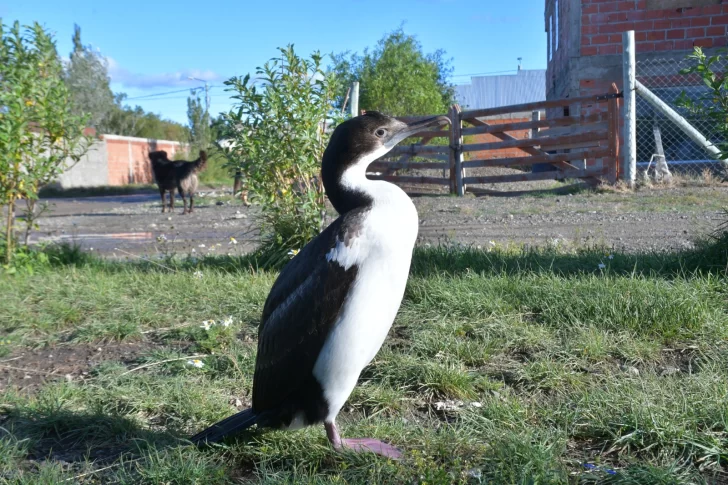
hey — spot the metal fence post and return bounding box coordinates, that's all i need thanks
[622,30,637,187]
[635,79,725,166]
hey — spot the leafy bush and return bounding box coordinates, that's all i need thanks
[218,45,342,264]
[676,47,728,172]
[0,21,90,265]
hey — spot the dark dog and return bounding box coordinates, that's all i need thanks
[149,150,207,214]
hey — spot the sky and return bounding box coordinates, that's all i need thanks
[3,0,548,125]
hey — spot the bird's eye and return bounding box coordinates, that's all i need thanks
[375,128,387,138]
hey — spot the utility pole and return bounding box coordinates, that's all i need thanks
[350,81,360,118]
[188,77,210,118]
[188,77,211,152]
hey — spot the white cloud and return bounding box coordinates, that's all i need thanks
[106,57,224,89]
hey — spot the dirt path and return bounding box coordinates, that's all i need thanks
[29,185,728,257]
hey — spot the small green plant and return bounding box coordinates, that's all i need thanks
[676,47,728,171]
[218,45,342,265]
[0,21,91,265]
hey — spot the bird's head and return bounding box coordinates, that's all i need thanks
[321,111,450,212]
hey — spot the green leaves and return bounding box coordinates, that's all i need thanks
[0,21,91,264]
[331,27,455,116]
[217,44,342,262]
[675,46,728,164]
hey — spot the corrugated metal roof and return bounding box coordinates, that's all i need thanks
[455,69,546,110]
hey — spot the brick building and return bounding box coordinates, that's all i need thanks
[546,0,726,100]
[545,0,727,170]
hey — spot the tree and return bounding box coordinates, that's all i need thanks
[219,45,342,264]
[62,24,189,142]
[0,21,90,265]
[332,27,455,116]
[64,24,116,132]
[187,90,211,153]
[103,93,189,141]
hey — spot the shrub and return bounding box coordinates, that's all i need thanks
[218,45,342,265]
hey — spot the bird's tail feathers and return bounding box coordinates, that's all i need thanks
[190,408,258,445]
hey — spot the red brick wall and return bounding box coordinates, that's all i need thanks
[581,0,727,55]
[466,117,533,161]
[105,137,182,185]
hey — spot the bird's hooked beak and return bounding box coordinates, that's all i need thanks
[384,115,452,149]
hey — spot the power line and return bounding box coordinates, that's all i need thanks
[125,88,197,100]
[127,96,191,101]
[125,85,224,101]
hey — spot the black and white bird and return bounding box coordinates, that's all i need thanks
[190,111,450,459]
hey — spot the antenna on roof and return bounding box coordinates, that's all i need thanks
[517,57,523,71]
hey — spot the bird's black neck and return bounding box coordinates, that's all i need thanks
[321,148,374,215]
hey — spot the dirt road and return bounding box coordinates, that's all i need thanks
[29,185,728,258]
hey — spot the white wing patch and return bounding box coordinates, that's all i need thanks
[325,236,364,271]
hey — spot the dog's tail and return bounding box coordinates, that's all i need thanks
[190,408,258,445]
[193,150,208,172]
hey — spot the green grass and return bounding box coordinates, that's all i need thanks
[0,238,727,484]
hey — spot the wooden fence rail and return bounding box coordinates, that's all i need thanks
[367,86,622,196]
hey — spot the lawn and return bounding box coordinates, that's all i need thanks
[0,238,727,484]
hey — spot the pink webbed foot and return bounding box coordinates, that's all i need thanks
[340,438,403,460]
[325,421,403,460]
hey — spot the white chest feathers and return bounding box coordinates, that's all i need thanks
[315,188,418,422]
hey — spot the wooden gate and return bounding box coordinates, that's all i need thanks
[457,84,622,196]
[365,84,622,196]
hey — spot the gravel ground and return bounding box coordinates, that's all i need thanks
[28,183,728,258]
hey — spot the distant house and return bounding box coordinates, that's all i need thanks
[455,69,546,112]
[454,68,547,160]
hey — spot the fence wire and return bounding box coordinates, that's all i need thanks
[635,55,727,179]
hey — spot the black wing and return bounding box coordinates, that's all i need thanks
[252,208,367,412]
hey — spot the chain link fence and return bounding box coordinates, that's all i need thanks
[635,55,727,180]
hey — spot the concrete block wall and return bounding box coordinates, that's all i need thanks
[55,140,109,188]
[546,0,576,99]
